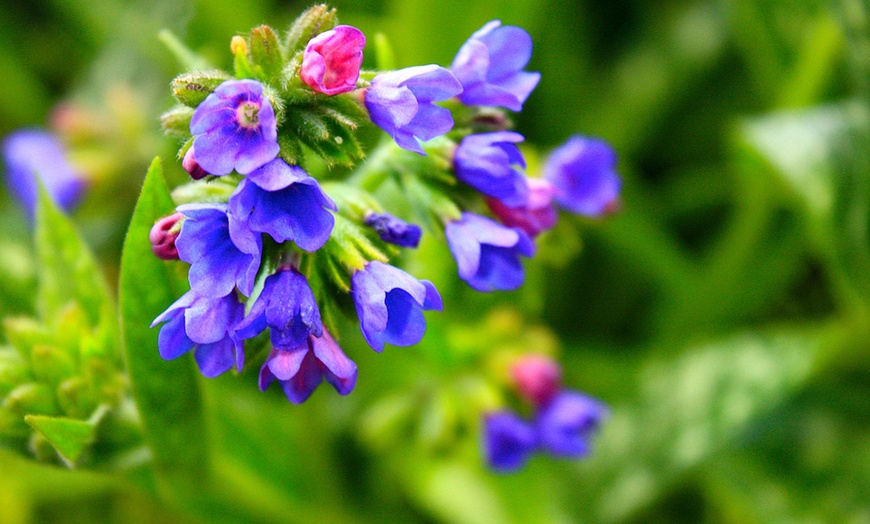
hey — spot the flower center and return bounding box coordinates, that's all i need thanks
[236,101,261,129]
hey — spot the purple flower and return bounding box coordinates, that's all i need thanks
[351,261,442,352]
[364,65,463,155]
[444,212,534,292]
[543,136,621,217]
[451,20,540,111]
[175,203,262,298]
[189,79,279,176]
[483,411,538,472]
[300,25,366,95]
[364,212,422,248]
[235,268,322,349]
[487,177,558,238]
[149,212,183,260]
[151,290,245,378]
[536,391,607,458]
[454,131,529,207]
[228,159,336,252]
[511,354,562,407]
[2,129,86,218]
[182,146,208,180]
[259,329,357,404]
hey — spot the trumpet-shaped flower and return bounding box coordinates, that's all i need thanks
[228,159,336,252]
[536,391,607,458]
[259,330,357,404]
[365,65,463,154]
[351,261,442,352]
[190,79,279,176]
[451,20,540,111]
[151,290,245,378]
[483,411,538,472]
[300,25,366,95]
[445,212,534,292]
[543,136,621,217]
[454,131,529,207]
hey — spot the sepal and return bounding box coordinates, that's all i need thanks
[284,4,338,55]
[160,105,194,138]
[171,70,232,108]
[250,25,285,83]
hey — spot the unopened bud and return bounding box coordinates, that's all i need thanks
[285,4,339,54]
[510,354,562,407]
[3,383,59,416]
[149,212,184,260]
[182,146,208,180]
[364,212,422,248]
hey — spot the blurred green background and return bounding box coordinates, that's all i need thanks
[2,0,869,522]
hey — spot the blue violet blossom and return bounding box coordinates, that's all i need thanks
[228,158,336,252]
[483,412,538,472]
[543,136,621,217]
[451,20,541,111]
[2,129,87,218]
[259,330,358,404]
[351,261,442,352]
[364,65,463,155]
[364,212,422,248]
[235,268,323,349]
[454,131,529,207]
[189,79,280,176]
[175,203,262,298]
[536,391,607,458]
[151,290,245,378]
[445,212,534,292]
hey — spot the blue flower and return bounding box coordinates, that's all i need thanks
[2,129,86,218]
[445,212,534,292]
[175,203,262,298]
[451,20,540,111]
[543,136,621,217]
[536,391,607,458]
[151,290,245,378]
[235,268,322,349]
[454,131,529,207]
[364,212,422,248]
[259,330,357,404]
[483,411,538,472]
[365,65,463,155]
[351,261,442,352]
[190,79,279,176]
[228,159,336,252]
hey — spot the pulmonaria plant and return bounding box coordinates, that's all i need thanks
[146,4,618,470]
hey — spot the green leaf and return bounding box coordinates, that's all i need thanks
[34,185,114,329]
[24,408,105,466]
[118,158,210,497]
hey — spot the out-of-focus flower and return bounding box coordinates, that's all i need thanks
[445,212,534,292]
[189,79,279,176]
[543,136,621,217]
[2,129,87,218]
[451,20,540,111]
[351,260,442,352]
[511,354,562,407]
[487,177,558,238]
[149,212,184,260]
[364,65,463,155]
[151,290,245,378]
[454,131,529,207]
[235,268,322,348]
[364,212,422,248]
[175,203,262,298]
[300,25,366,95]
[536,391,607,458]
[228,159,336,253]
[259,330,357,404]
[483,411,538,472]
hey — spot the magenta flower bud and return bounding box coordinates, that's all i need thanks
[510,354,562,407]
[149,212,184,260]
[182,146,208,180]
[300,25,366,95]
[487,177,558,238]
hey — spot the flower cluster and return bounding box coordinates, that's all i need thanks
[148,5,620,410]
[484,354,607,472]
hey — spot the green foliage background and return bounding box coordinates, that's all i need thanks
[1,0,869,522]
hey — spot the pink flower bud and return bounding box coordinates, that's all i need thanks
[300,25,365,96]
[488,177,558,238]
[150,212,184,260]
[182,146,208,180]
[511,354,562,407]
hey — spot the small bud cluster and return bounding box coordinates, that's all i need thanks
[151,4,621,407]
